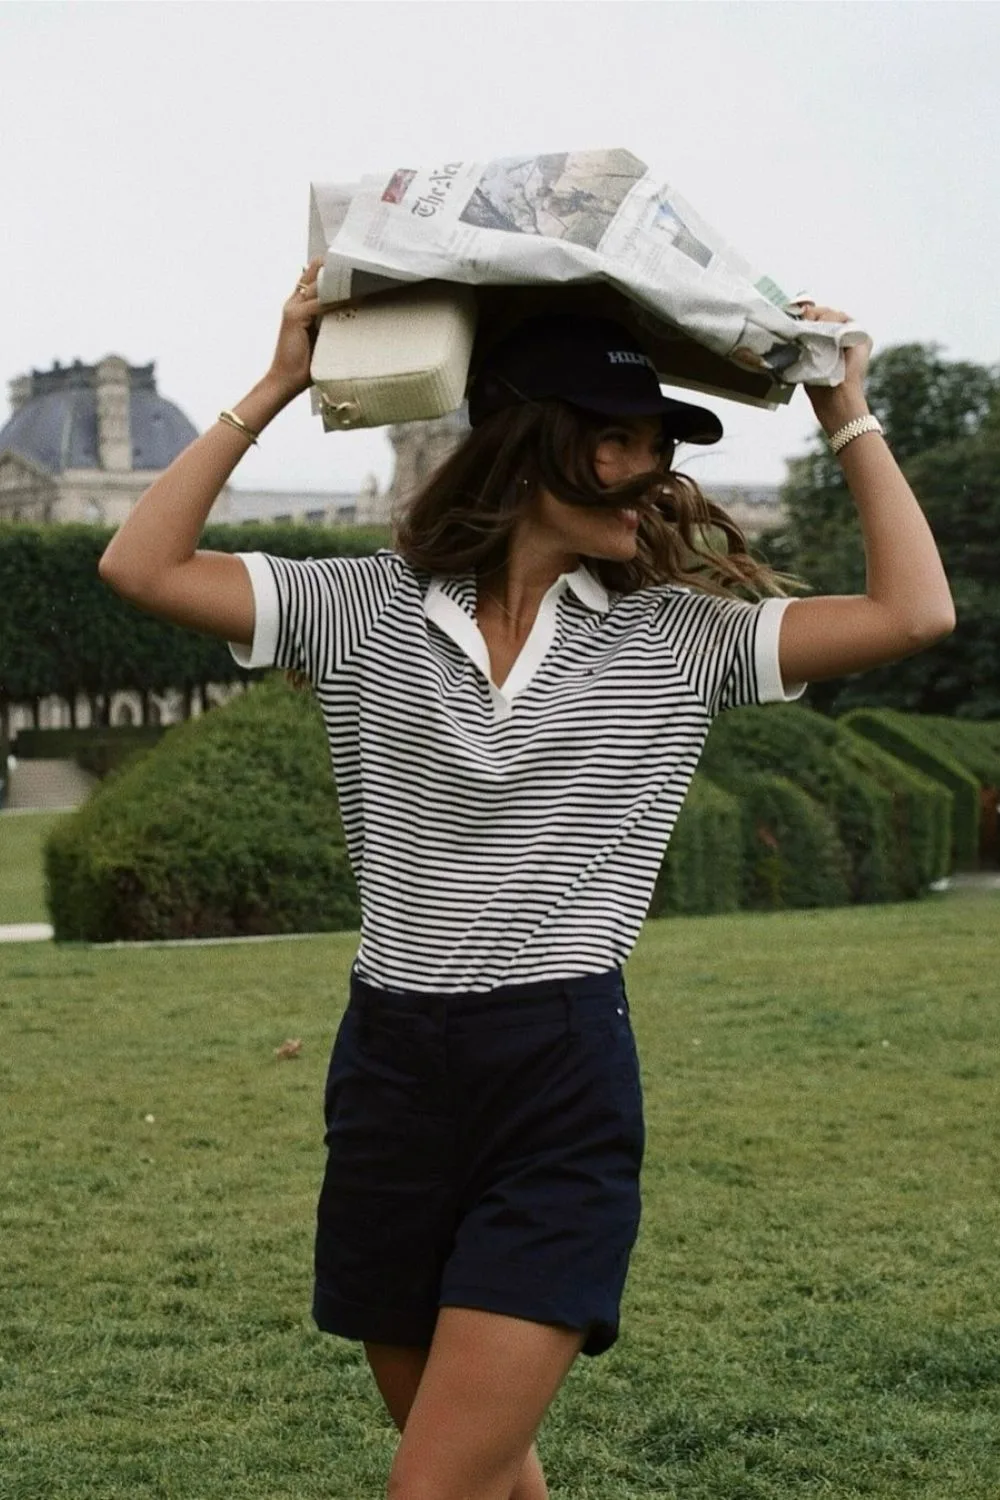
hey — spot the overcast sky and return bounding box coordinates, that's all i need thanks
[3,0,998,498]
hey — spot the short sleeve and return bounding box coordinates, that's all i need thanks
[659,590,808,714]
[227,549,404,681]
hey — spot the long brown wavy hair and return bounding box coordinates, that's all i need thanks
[394,399,809,601]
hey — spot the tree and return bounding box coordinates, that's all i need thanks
[764,344,1000,718]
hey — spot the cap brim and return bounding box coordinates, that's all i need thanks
[565,392,723,445]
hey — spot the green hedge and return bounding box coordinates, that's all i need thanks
[915,716,1000,865]
[650,775,742,917]
[729,771,851,911]
[13,726,167,778]
[45,676,359,942]
[916,716,1000,787]
[45,679,967,942]
[0,522,389,708]
[700,705,900,902]
[839,709,983,868]
[839,731,952,895]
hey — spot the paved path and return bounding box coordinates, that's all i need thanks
[0,923,54,943]
[943,872,1000,891]
[3,759,97,810]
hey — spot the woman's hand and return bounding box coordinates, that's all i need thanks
[796,299,873,436]
[266,257,324,402]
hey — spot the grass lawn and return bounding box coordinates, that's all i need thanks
[0,811,68,925]
[2,893,999,1498]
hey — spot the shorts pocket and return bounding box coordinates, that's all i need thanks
[598,1004,641,1085]
[593,1006,645,1163]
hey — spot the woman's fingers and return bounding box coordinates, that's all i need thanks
[268,259,326,398]
[286,257,324,305]
[800,303,851,324]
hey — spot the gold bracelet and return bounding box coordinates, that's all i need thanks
[218,409,259,445]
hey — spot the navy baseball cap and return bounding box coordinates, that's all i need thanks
[468,313,723,444]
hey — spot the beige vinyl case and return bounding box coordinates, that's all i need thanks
[310,281,478,431]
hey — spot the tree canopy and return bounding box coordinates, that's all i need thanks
[764,343,1000,719]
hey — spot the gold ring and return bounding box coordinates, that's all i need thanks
[296,281,309,293]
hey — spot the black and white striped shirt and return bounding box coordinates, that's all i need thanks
[230,549,806,993]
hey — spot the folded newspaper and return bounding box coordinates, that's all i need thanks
[308,148,870,413]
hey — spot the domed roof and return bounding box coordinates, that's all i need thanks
[0,358,198,474]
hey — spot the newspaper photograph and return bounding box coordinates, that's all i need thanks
[309,148,871,408]
[458,150,647,250]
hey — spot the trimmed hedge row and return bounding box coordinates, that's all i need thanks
[650,768,854,918]
[849,736,952,899]
[919,715,1000,783]
[47,678,982,942]
[0,521,389,708]
[730,771,852,911]
[696,703,952,903]
[917,717,1000,864]
[13,725,167,779]
[45,676,359,942]
[839,709,990,869]
[649,775,741,918]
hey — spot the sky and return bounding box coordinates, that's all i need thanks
[2,0,999,499]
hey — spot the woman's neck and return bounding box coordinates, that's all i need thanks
[477,521,579,632]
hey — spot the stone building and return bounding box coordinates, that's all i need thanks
[385,407,471,519]
[0,355,396,530]
[0,356,233,524]
[225,474,384,528]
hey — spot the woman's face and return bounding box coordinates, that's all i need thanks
[529,415,670,564]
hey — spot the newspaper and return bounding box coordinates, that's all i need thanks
[308,149,870,411]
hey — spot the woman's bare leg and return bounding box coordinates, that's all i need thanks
[372,1307,582,1500]
[365,1326,555,1500]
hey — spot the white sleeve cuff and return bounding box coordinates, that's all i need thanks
[755,597,808,702]
[228,553,280,669]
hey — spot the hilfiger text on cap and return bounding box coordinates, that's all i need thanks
[606,351,656,369]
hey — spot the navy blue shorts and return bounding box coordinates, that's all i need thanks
[313,966,645,1358]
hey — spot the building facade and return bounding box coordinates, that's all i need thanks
[0,356,235,524]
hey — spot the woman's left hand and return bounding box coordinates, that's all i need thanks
[796,300,873,433]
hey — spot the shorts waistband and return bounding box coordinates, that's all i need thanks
[349,964,624,1016]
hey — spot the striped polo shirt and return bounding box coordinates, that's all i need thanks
[230,549,806,994]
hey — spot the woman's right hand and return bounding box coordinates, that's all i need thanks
[267,257,325,400]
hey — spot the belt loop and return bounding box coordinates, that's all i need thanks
[349,967,369,1049]
[357,997,372,1051]
[562,981,579,1040]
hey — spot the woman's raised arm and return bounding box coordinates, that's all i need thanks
[776,303,956,690]
[98,259,324,646]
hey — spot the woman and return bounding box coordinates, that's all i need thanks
[99,261,955,1500]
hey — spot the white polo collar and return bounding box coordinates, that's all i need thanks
[423,565,609,722]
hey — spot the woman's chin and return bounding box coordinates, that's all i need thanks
[583,532,639,564]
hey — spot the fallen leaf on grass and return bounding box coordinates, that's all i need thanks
[275,1038,303,1060]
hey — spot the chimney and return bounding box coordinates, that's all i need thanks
[96,355,132,471]
[7,373,33,413]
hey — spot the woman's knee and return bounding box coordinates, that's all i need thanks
[386,1442,546,1500]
